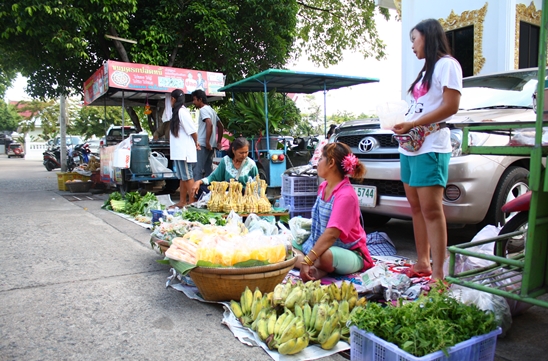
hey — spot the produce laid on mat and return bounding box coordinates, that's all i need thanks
[229,280,366,355]
[102,191,164,223]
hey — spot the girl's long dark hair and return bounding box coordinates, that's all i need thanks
[408,19,452,94]
[169,89,185,137]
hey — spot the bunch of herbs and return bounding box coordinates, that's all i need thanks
[349,283,497,357]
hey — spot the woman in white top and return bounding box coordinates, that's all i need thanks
[169,89,200,208]
[392,19,462,280]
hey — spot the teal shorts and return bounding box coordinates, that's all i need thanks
[400,152,450,187]
[292,241,363,274]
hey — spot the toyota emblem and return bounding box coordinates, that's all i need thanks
[358,137,377,153]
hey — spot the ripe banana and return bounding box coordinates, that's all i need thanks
[241,286,253,315]
[341,281,349,300]
[230,300,243,318]
[272,284,284,306]
[277,316,299,345]
[320,326,341,350]
[294,304,303,319]
[348,296,358,311]
[273,311,288,336]
[257,315,270,341]
[328,300,339,316]
[277,334,309,355]
[251,294,264,322]
[267,310,277,336]
[314,303,328,333]
[317,314,339,345]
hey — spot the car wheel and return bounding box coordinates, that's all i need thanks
[494,211,528,258]
[479,166,529,230]
[361,212,391,227]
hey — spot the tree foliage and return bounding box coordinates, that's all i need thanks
[0,101,21,131]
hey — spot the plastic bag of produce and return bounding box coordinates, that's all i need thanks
[244,213,278,235]
[288,217,312,244]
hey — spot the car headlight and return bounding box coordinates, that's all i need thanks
[450,129,462,157]
[450,129,490,157]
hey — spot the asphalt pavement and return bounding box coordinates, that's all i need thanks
[0,155,546,361]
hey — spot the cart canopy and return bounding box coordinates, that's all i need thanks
[84,60,225,107]
[218,68,379,94]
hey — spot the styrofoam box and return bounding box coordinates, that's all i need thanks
[350,326,501,361]
[281,174,318,196]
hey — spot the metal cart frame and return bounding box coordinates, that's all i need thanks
[446,0,548,308]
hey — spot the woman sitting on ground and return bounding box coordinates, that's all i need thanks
[294,142,374,282]
[191,137,259,197]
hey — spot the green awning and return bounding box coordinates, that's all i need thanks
[219,68,379,93]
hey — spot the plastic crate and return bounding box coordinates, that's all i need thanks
[282,194,317,211]
[57,172,76,191]
[289,209,312,219]
[281,175,318,196]
[350,326,501,361]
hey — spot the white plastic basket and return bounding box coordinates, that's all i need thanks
[350,326,501,361]
[281,174,318,196]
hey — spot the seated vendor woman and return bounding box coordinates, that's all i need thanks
[294,142,374,282]
[192,137,259,196]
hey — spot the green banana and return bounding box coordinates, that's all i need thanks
[284,286,303,309]
[276,338,297,355]
[230,300,243,318]
[303,303,312,330]
[309,303,319,333]
[320,326,341,350]
[338,299,350,323]
[273,310,288,335]
[277,316,299,345]
[294,304,303,319]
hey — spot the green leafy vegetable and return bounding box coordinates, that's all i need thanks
[349,284,498,357]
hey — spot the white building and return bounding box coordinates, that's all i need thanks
[379,0,545,99]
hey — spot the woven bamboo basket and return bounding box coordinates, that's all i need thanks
[189,256,297,301]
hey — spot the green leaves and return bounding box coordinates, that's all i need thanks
[349,287,498,357]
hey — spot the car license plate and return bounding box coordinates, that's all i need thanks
[353,185,377,207]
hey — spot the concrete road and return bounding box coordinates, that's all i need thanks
[0,155,546,360]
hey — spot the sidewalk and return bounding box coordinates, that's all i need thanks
[0,156,546,360]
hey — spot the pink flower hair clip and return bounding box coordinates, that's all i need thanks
[342,154,359,176]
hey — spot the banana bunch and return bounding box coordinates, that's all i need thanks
[230,286,264,327]
[317,313,342,350]
[266,309,308,355]
[207,181,228,212]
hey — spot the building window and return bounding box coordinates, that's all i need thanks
[446,26,474,77]
[519,21,540,69]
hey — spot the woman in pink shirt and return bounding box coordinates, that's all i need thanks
[293,142,374,282]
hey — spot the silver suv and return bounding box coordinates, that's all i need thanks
[334,69,544,228]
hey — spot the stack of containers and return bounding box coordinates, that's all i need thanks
[280,174,319,219]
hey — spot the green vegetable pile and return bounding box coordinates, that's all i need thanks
[179,209,226,226]
[349,283,498,357]
[102,191,163,216]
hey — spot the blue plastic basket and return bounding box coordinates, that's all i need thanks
[350,326,501,361]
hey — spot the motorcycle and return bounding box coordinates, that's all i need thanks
[43,142,91,172]
[43,145,62,171]
[496,191,531,256]
[66,143,91,171]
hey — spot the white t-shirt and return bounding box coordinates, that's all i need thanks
[400,56,463,156]
[169,107,197,162]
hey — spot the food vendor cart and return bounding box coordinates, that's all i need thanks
[83,60,225,193]
[218,69,379,189]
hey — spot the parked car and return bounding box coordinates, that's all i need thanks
[86,139,101,155]
[334,68,544,228]
[7,142,25,158]
[48,135,84,151]
[103,125,138,147]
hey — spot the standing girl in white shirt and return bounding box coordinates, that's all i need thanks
[393,19,463,280]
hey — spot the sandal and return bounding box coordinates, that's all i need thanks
[403,265,432,278]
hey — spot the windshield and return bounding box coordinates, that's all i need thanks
[54,136,83,146]
[460,79,537,110]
